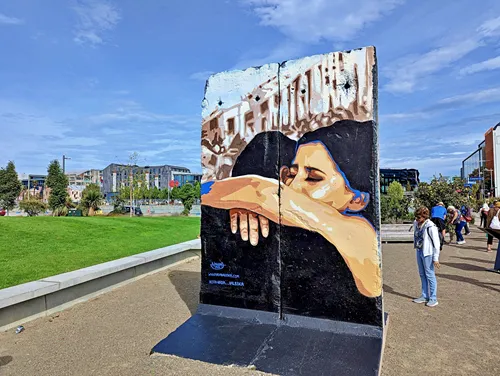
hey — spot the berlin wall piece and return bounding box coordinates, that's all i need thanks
[152,46,387,376]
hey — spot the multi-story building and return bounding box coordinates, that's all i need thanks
[66,169,103,186]
[101,163,199,199]
[380,168,420,194]
[172,171,202,186]
[461,123,499,197]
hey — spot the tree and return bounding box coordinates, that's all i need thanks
[415,174,469,211]
[19,198,47,216]
[46,160,69,215]
[177,183,196,215]
[380,181,409,223]
[81,183,103,216]
[194,181,201,200]
[0,161,22,214]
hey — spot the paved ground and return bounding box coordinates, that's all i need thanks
[0,226,499,375]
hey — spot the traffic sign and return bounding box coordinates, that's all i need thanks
[469,177,483,181]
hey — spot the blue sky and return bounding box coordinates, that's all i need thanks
[1,0,500,180]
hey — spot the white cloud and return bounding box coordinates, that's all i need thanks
[72,0,121,46]
[90,109,198,125]
[189,71,215,81]
[242,0,403,43]
[0,12,24,25]
[384,16,500,93]
[460,56,500,75]
[437,87,500,106]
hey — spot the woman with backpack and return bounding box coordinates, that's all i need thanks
[447,206,466,245]
[412,207,440,307]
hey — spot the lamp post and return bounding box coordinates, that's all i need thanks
[62,155,71,174]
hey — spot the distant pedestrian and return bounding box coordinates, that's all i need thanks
[430,202,446,250]
[485,201,500,252]
[480,203,489,227]
[412,207,440,307]
[447,206,466,245]
[461,205,472,236]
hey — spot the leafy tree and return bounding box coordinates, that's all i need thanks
[380,181,410,223]
[194,181,201,199]
[150,187,160,200]
[415,174,470,211]
[0,161,22,214]
[177,183,196,215]
[81,183,103,216]
[171,186,181,201]
[46,160,69,214]
[19,198,47,216]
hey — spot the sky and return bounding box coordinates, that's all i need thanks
[1,0,500,181]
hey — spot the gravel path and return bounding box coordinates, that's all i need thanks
[0,227,499,375]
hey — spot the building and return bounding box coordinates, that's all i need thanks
[460,123,499,197]
[66,169,103,187]
[380,168,420,194]
[18,173,48,200]
[101,163,200,199]
[172,171,202,186]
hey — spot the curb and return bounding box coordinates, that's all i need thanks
[0,239,201,332]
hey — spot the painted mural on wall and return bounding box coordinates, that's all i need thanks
[200,47,382,326]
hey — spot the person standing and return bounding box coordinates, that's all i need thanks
[447,206,466,245]
[480,203,489,228]
[412,207,440,307]
[461,205,472,236]
[485,201,500,252]
[430,202,447,250]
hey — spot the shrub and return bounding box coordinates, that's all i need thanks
[19,198,48,216]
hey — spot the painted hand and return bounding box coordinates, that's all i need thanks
[230,209,269,246]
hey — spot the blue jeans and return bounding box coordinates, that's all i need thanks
[416,250,437,300]
[455,221,466,242]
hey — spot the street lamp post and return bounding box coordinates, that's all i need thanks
[62,155,71,174]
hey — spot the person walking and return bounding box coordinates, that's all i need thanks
[412,207,440,307]
[485,201,500,252]
[447,206,466,245]
[480,202,489,227]
[461,205,472,236]
[430,201,446,250]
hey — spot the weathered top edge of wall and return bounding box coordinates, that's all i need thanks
[0,239,201,310]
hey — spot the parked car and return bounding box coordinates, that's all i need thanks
[123,206,143,216]
[0,208,6,216]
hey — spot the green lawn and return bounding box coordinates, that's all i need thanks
[0,216,200,290]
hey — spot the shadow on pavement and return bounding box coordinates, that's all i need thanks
[439,274,500,293]
[0,356,13,367]
[451,256,493,264]
[168,270,200,315]
[383,284,414,300]
[441,262,489,272]
[448,244,489,252]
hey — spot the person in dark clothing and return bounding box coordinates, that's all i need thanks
[460,205,472,236]
[430,202,446,250]
[485,201,500,252]
[480,203,489,227]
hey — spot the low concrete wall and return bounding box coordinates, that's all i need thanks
[0,239,201,332]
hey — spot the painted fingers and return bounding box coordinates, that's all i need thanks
[229,209,269,246]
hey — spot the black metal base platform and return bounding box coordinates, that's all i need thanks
[152,304,387,376]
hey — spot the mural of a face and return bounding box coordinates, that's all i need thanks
[282,142,354,210]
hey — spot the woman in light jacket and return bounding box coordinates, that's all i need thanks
[413,207,441,307]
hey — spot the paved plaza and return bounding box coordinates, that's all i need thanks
[0,227,499,376]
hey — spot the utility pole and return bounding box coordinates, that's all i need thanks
[62,155,71,174]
